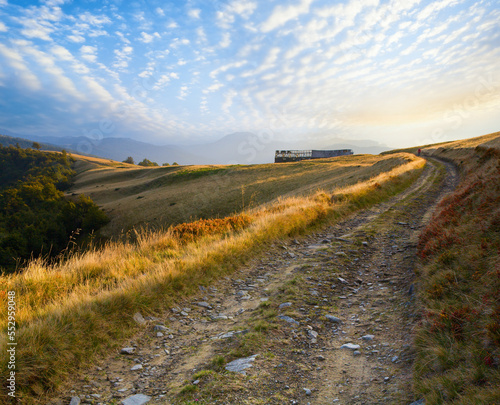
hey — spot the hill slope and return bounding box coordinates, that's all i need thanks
[68,153,415,237]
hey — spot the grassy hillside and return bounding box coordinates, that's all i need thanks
[0,152,426,403]
[414,131,500,403]
[69,153,415,237]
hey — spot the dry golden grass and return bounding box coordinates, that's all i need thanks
[423,130,500,151]
[0,152,425,403]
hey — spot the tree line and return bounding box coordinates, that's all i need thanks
[0,145,109,273]
[122,157,179,166]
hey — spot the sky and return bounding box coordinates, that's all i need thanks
[0,0,499,148]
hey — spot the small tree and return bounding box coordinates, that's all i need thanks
[138,158,159,167]
[123,156,135,164]
[162,162,170,166]
[32,142,41,150]
[172,162,179,166]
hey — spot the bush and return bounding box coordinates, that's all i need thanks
[138,158,159,167]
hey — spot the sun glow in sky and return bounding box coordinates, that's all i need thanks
[0,0,499,147]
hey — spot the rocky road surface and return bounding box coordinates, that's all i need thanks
[52,157,458,405]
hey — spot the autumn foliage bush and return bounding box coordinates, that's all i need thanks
[171,214,253,243]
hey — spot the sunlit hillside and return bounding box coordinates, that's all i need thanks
[68,153,415,237]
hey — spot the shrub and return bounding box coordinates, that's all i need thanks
[138,158,159,167]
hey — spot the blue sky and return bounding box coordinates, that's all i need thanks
[0,0,499,148]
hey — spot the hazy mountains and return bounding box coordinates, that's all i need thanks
[1,130,391,165]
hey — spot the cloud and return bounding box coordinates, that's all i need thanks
[68,34,85,43]
[237,43,261,58]
[0,44,42,91]
[15,42,81,100]
[51,45,73,61]
[140,32,161,43]
[88,29,108,38]
[170,38,190,48]
[241,47,281,77]
[152,72,179,91]
[210,60,248,79]
[19,19,55,41]
[178,85,188,100]
[203,82,224,94]
[200,96,209,114]
[188,8,201,19]
[49,44,89,74]
[82,76,114,105]
[113,45,133,69]
[222,89,238,113]
[79,12,111,25]
[0,0,496,147]
[217,0,257,28]
[196,27,207,43]
[417,0,461,21]
[116,31,130,44]
[80,45,97,63]
[44,0,67,6]
[261,0,313,32]
[220,32,231,48]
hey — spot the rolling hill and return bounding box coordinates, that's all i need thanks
[68,152,414,237]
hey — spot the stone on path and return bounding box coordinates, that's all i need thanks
[325,315,342,323]
[307,330,318,339]
[408,400,425,405]
[340,343,361,350]
[133,312,146,324]
[131,364,143,371]
[361,334,375,341]
[121,394,151,405]
[69,397,81,405]
[225,355,258,375]
[196,302,212,309]
[120,347,135,355]
[278,315,300,326]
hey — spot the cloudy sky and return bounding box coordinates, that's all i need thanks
[0,0,499,148]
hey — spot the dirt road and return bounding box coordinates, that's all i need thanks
[53,157,458,405]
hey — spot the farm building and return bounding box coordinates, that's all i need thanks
[274,149,353,163]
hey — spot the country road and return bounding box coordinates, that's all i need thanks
[52,157,459,405]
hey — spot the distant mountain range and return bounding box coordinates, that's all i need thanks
[0,129,392,165]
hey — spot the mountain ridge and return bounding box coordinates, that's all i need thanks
[0,129,392,164]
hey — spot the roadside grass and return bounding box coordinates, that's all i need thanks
[0,153,425,403]
[414,134,500,404]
